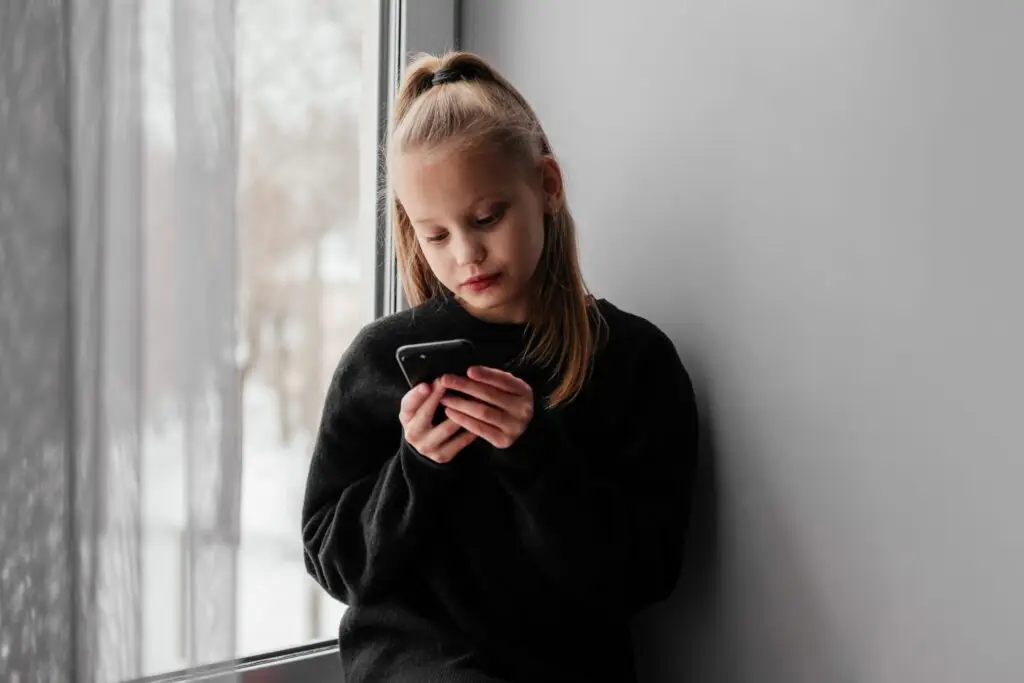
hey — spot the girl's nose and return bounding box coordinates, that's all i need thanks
[453,232,485,266]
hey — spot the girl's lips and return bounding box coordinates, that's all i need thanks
[463,273,501,291]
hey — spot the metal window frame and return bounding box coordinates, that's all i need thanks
[123,639,341,683]
[123,1,460,679]
[377,0,461,316]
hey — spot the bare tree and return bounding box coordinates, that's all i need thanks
[236,0,361,446]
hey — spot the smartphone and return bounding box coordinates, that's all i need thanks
[396,339,477,427]
[395,339,477,389]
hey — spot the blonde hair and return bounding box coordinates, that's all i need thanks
[387,51,603,408]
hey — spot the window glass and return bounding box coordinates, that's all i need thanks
[139,0,375,674]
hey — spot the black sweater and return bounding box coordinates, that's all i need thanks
[301,296,698,683]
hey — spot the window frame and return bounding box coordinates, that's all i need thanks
[123,0,459,679]
[380,0,461,316]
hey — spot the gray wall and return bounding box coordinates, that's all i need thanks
[463,1,1024,682]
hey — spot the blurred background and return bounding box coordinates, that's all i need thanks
[137,0,367,670]
[2,0,381,679]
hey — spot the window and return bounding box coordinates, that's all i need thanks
[133,0,455,678]
[233,0,369,658]
[138,0,382,674]
[2,0,454,680]
[0,1,461,680]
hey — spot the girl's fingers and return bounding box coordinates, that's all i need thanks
[439,375,518,413]
[400,383,432,423]
[409,381,446,434]
[416,417,466,452]
[446,406,514,450]
[439,394,510,431]
[466,366,531,394]
[432,429,478,463]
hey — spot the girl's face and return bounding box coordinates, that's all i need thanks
[393,144,561,324]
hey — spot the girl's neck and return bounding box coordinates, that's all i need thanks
[440,293,530,341]
[454,294,530,326]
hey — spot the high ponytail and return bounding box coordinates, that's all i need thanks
[387,52,604,408]
[390,55,443,123]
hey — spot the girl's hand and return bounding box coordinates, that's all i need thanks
[400,381,477,464]
[438,366,534,449]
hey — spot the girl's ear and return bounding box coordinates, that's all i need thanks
[538,155,565,214]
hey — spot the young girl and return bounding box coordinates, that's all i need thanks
[302,51,698,683]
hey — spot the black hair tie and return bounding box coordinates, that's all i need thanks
[431,67,465,86]
[430,64,488,88]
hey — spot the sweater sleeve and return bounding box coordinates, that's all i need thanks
[491,331,699,619]
[301,333,459,606]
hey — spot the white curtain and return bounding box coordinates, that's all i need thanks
[3,0,369,678]
[1,4,78,681]
[75,0,243,678]
[1,1,241,680]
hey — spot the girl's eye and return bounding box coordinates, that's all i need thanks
[475,204,507,226]
[425,232,448,244]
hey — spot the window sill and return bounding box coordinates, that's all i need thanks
[126,639,340,683]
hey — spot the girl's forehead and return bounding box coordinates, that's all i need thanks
[395,146,528,207]
[403,144,520,180]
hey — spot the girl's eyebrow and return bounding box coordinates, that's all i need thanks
[410,194,508,225]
